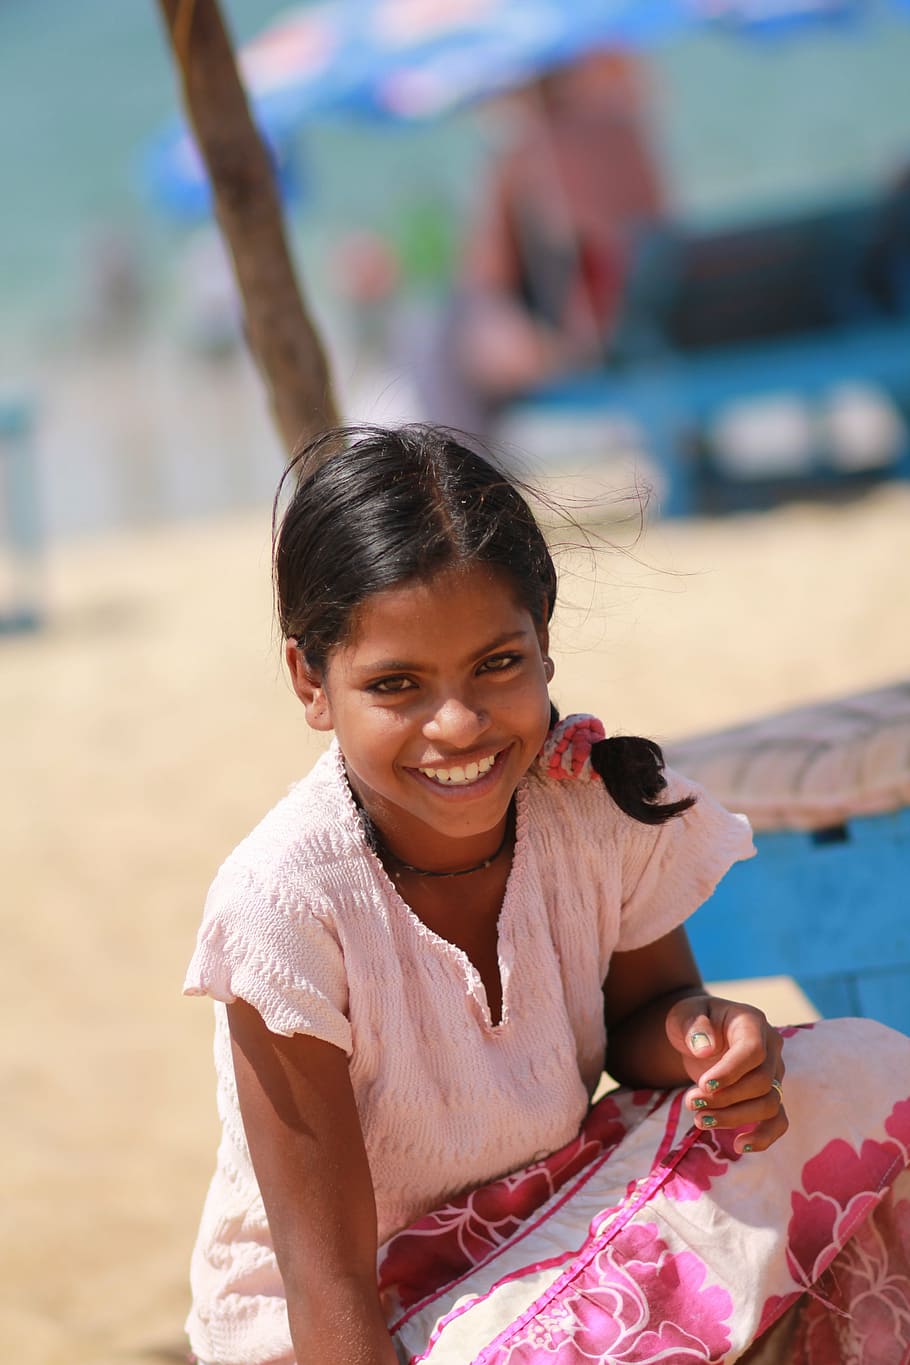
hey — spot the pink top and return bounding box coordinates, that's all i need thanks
[183,717,754,1365]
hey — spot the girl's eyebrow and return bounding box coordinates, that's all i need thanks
[355,628,534,676]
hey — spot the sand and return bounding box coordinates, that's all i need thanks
[3,478,909,1365]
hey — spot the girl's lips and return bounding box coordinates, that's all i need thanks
[406,745,512,795]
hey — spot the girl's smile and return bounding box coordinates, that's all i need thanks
[406,744,514,808]
[286,563,553,871]
[414,747,504,786]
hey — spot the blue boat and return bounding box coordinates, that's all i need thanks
[667,681,910,1032]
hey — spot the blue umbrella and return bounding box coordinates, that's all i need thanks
[353,0,681,120]
[679,0,859,32]
[140,0,907,215]
[212,0,907,123]
[138,0,685,215]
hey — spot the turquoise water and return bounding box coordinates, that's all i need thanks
[2,1,909,346]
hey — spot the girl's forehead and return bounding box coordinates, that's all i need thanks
[344,564,528,647]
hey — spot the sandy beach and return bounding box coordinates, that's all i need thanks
[4,476,910,1365]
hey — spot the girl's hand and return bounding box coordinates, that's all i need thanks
[664,995,788,1154]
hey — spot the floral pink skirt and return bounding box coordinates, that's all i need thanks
[378,1019,910,1364]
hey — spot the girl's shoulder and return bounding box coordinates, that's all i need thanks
[186,744,359,1046]
[530,714,754,953]
[210,741,364,905]
[531,712,749,845]
[528,713,636,849]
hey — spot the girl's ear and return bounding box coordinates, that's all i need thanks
[535,619,554,682]
[285,639,334,732]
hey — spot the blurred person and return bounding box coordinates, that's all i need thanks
[81,225,145,341]
[414,51,667,433]
[177,225,243,360]
[328,228,402,360]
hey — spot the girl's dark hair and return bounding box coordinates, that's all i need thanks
[273,423,692,827]
[548,701,695,825]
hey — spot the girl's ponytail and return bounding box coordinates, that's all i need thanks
[546,704,695,826]
[589,735,695,825]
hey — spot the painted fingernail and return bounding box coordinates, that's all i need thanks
[699,1115,718,1128]
[690,1032,711,1052]
[743,1144,754,1153]
[706,1079,721,1091]
[692,1097,709,1110]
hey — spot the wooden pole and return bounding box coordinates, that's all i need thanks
[155,0,340,455]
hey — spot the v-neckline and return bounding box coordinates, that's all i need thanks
[334,743,530,1031]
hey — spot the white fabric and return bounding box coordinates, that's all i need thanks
[184,734,753,1365]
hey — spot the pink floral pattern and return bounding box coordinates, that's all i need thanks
[787,1135,908,1286]
[386,1018,910,1363]
[663,1127,740,1204]
[496,1223,732,1363]
[754,1093,910,1355]
[777,1189,910,1364]
[380,1095,632,1311]
[887,1097,910,1148]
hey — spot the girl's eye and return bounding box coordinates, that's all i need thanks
[368,676,416,695]
[480,653,521,674]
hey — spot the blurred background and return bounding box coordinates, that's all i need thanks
[2,3,909,1363]
[3,0,910,544]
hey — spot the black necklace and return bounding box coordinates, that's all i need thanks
[356,794,515,879]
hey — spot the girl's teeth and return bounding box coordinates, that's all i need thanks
[419,753,497,784]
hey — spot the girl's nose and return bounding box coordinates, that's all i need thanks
[423,694,489,747]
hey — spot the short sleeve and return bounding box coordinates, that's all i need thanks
[183,859,353,1054]
[615,768,755,953]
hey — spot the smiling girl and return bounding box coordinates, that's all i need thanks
[184,425,910,1365]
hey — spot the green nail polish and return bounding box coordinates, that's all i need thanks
[743,1144,754,1153]
[693,1097,708,1110]
[706,1079,721,1091]
[700,1115,717,1128]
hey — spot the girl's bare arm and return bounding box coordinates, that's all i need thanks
[227,1000,399,1365]
[603,926,706,1088]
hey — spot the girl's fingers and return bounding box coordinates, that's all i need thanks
[666,998,788,1115]
[733,1105,789,1154]
[689,1086,784,1130]
[686,1058,786,1112]
[693,1012,785,1095]
[665,1000,719,1064]
[687,1073,789,1152]
[684,1012,718,1060]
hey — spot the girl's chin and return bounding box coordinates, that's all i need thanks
[413,785,518,846]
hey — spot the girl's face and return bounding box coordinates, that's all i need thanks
[287,563,553,868]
